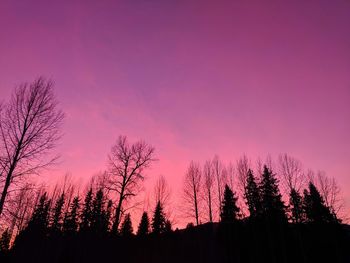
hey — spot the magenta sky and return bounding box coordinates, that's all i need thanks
[0,1,350,219]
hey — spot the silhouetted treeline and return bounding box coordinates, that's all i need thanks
[0,165,349,262]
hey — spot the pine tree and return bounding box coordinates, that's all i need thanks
[289,188,304,223]
[91,188,104,233]
[63,196,80,234]
[0,228,11,253]
[220,184,239,222]
[101,199,113,233]
[51,192,65,234]
[120,213,133,237]
[165,220,172,233]
[303,182,338,223]
[152,201,166,234]
[137,212,150,236]
[28,192,51,236]
[260,166,287,222]
[244,169,261,219]
[80,188,93,232]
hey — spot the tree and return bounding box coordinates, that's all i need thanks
[80,188,93,232]
[244,169,261,219]
[203,160,215,222]
[107,136,156,232]
[278,154,305,194]
[212,156,225,214]
[101,199,113,233]
[236,155,250,200]
[260,165,286,222]
[26,192,50,237]
[303,182,337,223]
[0,78,64,217]
[220,185,239,222]
[289,188,304,223]
[63,196,80,234]
[137,212,150,236]
[120,213,133,237]
[91,189,105,233]
[183,161,201,225]
[151,201,166,235]
[165,220,172,233]
[50,192,65,234]
[0,228,11,253]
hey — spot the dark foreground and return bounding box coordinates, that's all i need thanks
[2,222,350,263]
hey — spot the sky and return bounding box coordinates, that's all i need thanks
[0,0,350,222]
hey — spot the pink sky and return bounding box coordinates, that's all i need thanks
[0,0,350,222]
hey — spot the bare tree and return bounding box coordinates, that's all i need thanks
[226,162,235,191]
[203,160,215,222]
[236,155,250,197]
[212,155,225,213]
[107,135,156,232]
[278,153,305,194]
[183,161,202,225]
[153,175,171,209]
[0,78,64,217]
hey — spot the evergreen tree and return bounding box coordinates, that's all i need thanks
[152,201,166,234]
[101,199,113,233]
[80,188,93,232]
[0,228,11,253]
[303,182,338,223]
[289,188,304,223]
[165,219,172,233]
[137,212,150,236]
[120,213,133,237]
[51,192,65,234]
[91,188,105,233]
[220,184,239,222]
[260,166,287,222]
[28,192,51,236]
[63,196,80,234]
[244,169,261,219]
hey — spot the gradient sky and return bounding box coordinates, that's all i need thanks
[0,0,350,220]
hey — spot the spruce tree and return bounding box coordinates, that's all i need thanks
[289,188,304,223]
[137,212,150,236]
[28,192,51,236]
[152,201,166,234]
[260,165,286,222]
[303,182,337,223]
[220,184,239,222]
[0,228,11,253]
[245,169,261,219]
[63,196,80,234]
[51,192,65,234]
[80,188,93,232]
[102,199,113,233]
[165,220,172,233]
[120,213,133,237]
[91,188,104,233]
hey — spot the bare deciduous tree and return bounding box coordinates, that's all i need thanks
[212,155,225,213]
[183,161,201,225]
[203,160,215,222]
[0,78,64,217]
[236,155,250,197]
[278,153,305,193]
[107,135,156,232]
[153,175,171,209]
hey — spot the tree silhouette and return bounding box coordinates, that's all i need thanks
[63,196,80,234]
[101,199,113,233]
[303,182,338,223]
[50,192,65,234]
[289,188,304,223]
[0,78,64,217]
[120,213,133,237]
[91,188,105,233]
[220,185,239,222]
[137,212,150,236]
[203,160,215,222]
[152,201,166,234]
[80,188,93,232]
[244,169,261,219]
[165,219,172,233]
[0,228,11,253]
[260,165,286,222]
[107,136,156,232]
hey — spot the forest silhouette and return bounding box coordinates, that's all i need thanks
[0,79,349,263]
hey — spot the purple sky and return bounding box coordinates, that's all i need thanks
[0,1,350,219]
